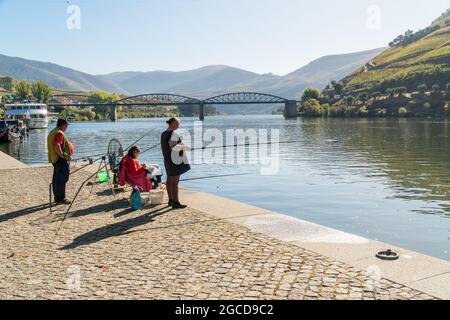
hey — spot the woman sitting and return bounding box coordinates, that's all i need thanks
[118,146,152,192]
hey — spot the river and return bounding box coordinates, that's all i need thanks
[2,115,450,261]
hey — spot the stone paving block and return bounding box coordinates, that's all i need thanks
[0,167,438,300]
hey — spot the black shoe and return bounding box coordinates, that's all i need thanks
[168,199,174,207]
[172,202,187,209]
[55,199,71,205]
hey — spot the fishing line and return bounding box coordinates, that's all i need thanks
[191,139,302,151]
[180,173,252,182]
[53,162,107,241]
[140,142,162,155]
[123,129,157,152]
[69,128,158,176]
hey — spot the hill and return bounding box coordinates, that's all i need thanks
[341,9,450,95]
[0,48,384,114]
[0,54,124,94]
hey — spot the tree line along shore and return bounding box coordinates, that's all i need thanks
[0,78,219,120]
[293,83,450,118]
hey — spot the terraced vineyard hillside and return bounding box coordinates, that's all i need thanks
[341,10,450,95]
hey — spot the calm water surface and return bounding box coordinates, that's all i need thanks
[2,115,450,261]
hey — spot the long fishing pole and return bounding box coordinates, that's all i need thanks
[69,155,105,176]
[53,162,107,241]
[138,139,301,159]
[191,139,302,151]
[71,152,108,163]
[180,173,251,182]
[123,129,157,152]
[69,129,158,176]
[140,142,162,155]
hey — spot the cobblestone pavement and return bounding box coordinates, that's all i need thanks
[0,167,435,300]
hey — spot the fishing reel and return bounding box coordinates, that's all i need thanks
[107,138,124,187]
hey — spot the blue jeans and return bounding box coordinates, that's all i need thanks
[52,159,70,202]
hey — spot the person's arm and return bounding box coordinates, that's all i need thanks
[126,157,145,175]
[170,131,192,152]
[54,133,70,160]
[54,143,66,160]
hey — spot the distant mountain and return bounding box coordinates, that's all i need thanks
[341,10,450,95]
[0,47,385,114]
[0,54,125,94]
[98,65,279,99]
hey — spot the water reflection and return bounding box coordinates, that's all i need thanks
[1,116,449,260]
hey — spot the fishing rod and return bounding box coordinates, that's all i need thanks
[190,139,302,151]
[69,129,158,176]
[69,155,105,176]
[53,162,108,241]
[140,142,162,155]
[54,130,162,238]
[180,173,252,182]
[71,152,108,163]
[123,129,157,152]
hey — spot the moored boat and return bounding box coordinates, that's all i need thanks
[0,120,26,143]
[4,103,49,129]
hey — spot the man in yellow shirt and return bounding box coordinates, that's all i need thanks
[47,117,74,204]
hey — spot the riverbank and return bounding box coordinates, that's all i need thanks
[0,157,448,299]
[0,151,28,169]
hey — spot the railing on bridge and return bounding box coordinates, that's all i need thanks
[203,92,288,105]
[48,92,298,121]
[115,93,202,106]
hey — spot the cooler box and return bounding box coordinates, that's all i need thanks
[140,192,151,206]
[150,189,166,205]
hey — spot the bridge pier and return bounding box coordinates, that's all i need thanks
[284,100,298,119]
[199,103,205,121]
[110,105,117,122]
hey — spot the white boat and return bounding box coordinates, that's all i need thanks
[4,103,49,129]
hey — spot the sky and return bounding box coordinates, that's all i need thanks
[0,0,449,75]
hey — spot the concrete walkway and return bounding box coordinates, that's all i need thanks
[182,189,450,299]
[0,151,28,170]
[0,166,439,300]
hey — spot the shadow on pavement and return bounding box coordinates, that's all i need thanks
[0,203,57,223]
[59,206,172,250]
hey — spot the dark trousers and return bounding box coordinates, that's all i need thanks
[52,159,70,202]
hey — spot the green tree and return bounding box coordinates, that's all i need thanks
[178,104,197,117]
[358,93,369,102]
[387,88,395,97]
[88,91,121,116]
[0,76,15,91]
[372,91,381,99]
[397,87,407,96]
[301,99,323,117]
[345,96,354,106]
[329,105,346,117]
[398,107,408,117]
[14,80,31,101]
[334,83,343,95]
[301,87,321,102]
[432,84,441,93]
[88,90,121,103]
[31,81,53,103]
[358,106,368,117]
[417,84,428,94]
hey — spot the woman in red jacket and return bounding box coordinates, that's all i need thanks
[118,146,152,192]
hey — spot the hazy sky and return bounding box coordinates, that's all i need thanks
[0,0,448,75]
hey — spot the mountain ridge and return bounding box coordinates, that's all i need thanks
[0,48,385,113]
